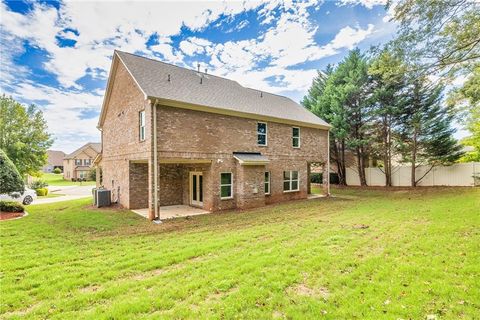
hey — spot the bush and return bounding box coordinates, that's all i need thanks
[310,172,340,184]
[35,188,49,196]
[310,173,322,183]
[89,168,96,181]
[0,149,25,194]
[53,168,62,174]
[30,179,48,189]
[0,200,24,213]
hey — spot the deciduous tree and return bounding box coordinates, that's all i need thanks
[0,95,53,176]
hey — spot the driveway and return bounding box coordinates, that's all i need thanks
[34,185,94,205]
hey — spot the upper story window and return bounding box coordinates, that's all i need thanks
[264,171,270,195]
[257,122,267,146]
[75,159,82,166]
[84,159,91,166]
[139,110,146,141]
[220,172,233,199]
[292,127,300,148]
[283,170,299,192]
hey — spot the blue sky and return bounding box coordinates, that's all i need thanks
[0,0,399,152]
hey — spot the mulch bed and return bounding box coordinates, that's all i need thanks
[0,211,25,221]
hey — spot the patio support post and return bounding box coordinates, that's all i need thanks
[323,129,331,196]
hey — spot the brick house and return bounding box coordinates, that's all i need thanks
[97,51,330,220]
[63,142,101,180]
[42,150,65,173]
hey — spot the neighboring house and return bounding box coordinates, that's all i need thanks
[63,143,101,180]
[97,51,330,220]
[42,150,66,173]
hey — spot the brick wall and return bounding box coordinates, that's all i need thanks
[159,164,183,206]
[129,162,148,209]
[156,105,328,211]
[100,59,152,209]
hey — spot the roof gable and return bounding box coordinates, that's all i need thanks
[65,143,101,159]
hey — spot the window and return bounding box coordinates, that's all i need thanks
[264,171,270,195]
[283,170,299,192]
[139,110,146,141]
[220,172,233,199]
[257,122,267,146]
[84,159,91,166]
[75,159,82,166]
[292,127,300,148]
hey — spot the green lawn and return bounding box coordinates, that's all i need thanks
[1,188,479,319]
[37,173,96,186]
[37,193,65,199]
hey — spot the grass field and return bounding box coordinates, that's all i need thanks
[37,193,64,199]
[1,187,479,319]
[37,173,96,186]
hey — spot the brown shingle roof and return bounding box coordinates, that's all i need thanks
[113,51,330,129]
[46,150,65,166]
[65,142,101,159]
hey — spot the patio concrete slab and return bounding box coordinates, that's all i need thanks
[132,205,210,220]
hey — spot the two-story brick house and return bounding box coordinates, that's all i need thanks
[63,142,101,180]
[97,51,330,220]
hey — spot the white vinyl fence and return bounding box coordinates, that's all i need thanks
[346,162,480,187]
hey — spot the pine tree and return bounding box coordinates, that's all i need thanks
[397,78,463,186]
[334,49,371,186]
[369,50,408,186]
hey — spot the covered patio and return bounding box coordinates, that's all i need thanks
[132,205,211,220]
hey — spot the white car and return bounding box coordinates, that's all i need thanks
[0,188,37,205]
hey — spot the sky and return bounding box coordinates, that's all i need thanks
[0,0,402,153]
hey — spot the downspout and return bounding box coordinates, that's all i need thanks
[152,99,160,221]
[327,128,331,196]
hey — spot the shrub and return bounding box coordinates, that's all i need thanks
[30,179,48,189]
[310,173,322,183]
[35,188,49,196]
[0,149,25,194]
[0,200,24,213]
[89,168,96,181]
[53,168,62,174]
[310,172,340,184]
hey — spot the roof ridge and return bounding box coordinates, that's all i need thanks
[115,50,240,84]
[115,50,297,100]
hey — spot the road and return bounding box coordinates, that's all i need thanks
[33,185,94,205]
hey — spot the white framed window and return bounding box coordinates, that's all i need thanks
[265,171,270,195]
[139,110,146,141]
[75,159,82,166]
[257,122,267,146]
[283,170,299,192]
[292,127,300,148]
[84,159,91,166]
[220,172,233,199]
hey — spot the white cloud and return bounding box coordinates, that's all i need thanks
[150,43,185,64]
[338,0,387,9]
[179,37,212,56]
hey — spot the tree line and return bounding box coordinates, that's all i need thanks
[303,0,479,187]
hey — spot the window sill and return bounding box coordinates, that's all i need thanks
[221,196,233,200]
[283,190,300,193]
[257,144,268,147]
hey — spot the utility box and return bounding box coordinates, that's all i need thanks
[92,188,97,206]
[96,189,111,208]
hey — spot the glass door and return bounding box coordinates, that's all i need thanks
[190,172,203,207]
